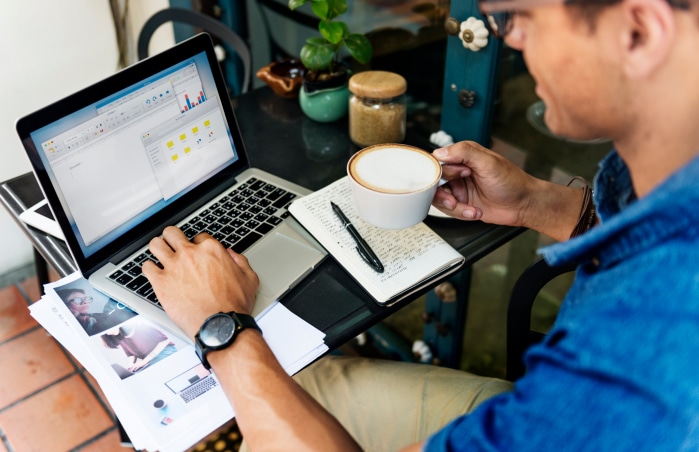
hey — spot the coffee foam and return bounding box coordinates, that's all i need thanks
[350,146,440,194]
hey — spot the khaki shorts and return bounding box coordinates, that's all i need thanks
[241,356,512,452]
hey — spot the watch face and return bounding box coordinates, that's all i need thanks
[200,313,236,347]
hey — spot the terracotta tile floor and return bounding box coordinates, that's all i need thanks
[0,268,128,452]
[0,266,238,452]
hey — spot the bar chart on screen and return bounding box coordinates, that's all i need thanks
[181,91,207,111]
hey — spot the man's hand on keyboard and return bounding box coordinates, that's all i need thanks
[143,226,260,340]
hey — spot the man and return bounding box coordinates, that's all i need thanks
[143,0,699,448]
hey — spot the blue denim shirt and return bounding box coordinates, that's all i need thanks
[426,151,699,451]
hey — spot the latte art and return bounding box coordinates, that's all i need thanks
[349,146,440,194]
[347,144,442,229]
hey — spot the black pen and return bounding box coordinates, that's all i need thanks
[330,202,384,273]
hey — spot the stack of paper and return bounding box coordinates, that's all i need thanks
[30,272,328,452]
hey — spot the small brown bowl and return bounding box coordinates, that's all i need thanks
[256,59,307,99]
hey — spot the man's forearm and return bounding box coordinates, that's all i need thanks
[523,180,587,242]
[208,331,361,451]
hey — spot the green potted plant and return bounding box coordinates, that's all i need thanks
[289,0,372,122]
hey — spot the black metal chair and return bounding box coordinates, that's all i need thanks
[137,7,251,95]
[254,0,318,62]
[506,258,577,381]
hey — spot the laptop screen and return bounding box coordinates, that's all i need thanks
[165,363,211,393]
[17,34,249,270]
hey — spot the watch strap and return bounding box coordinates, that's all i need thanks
[234,312,261,334]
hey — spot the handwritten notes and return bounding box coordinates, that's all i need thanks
[289,177,465,305]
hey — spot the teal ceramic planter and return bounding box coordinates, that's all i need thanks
[299,83,350,123]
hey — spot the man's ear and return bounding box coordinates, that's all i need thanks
[618,0,675,79]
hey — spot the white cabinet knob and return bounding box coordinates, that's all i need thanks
[459,17,489,52]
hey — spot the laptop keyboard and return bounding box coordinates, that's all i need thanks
[106,176,297,308]
[179,376,218,403]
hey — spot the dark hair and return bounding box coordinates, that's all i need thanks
[570,0,691,9]
[568,0,693,31]
[101,326,127,348]
[55,287,86,305]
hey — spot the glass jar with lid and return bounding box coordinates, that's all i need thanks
[349,71,407,147]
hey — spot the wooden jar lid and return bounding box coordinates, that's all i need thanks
[349,71,407,99]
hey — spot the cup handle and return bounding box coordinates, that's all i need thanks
[438,161,448,186]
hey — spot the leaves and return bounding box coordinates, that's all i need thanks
[319,21,347,44]
[310,1,329,20]
[344,33,372,64]
[289,0,372,73]
[288,0,307,11]
[324,0,348,21]
[300,37,335,71]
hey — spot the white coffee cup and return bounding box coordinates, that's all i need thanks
[347,143,442,229]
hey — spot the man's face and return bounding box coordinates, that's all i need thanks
[504,4,622,141]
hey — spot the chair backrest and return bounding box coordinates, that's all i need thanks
[137,7,251,95]
[506,258,577,381]
[254,0,318,62]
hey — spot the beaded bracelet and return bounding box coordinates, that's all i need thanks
[568,177,597,239]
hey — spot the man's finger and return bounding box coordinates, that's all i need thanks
[161,226,189,251]
[148,236,175,261]
[227,249,260,283]
[142,259,160,276]
[227,249,251,269]
[192,231,214,244]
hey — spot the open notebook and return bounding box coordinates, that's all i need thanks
[289,176,465,306]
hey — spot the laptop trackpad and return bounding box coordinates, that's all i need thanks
[246,233,324,298]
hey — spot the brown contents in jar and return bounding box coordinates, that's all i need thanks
[349,96,406,147]
[349,71,407,147]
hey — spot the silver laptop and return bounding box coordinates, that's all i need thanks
[16,33,327,338]
[165,363,218,403]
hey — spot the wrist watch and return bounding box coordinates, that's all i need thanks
[195,311,261,369]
